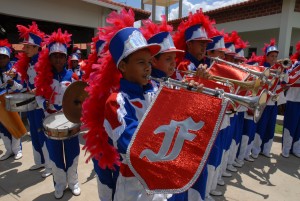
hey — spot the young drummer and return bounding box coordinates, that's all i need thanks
[14,22,51,177]
[0,39,25,161]
[35,29,81,199]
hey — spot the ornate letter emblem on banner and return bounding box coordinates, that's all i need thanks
[126,86,228,194]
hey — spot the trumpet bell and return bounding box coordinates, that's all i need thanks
[253,89,267,123]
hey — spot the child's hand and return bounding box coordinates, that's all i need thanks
[196,64,212,79]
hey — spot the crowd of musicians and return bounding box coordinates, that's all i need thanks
[0,8,299,201]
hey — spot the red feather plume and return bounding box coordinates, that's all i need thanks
[260,38,277,65]
[35,29,72,102]
[81,36,101,81]
[173,9,215,57]
[82,8,135,169]
[34,49,55,102]
[14,53,30,82]
[140,15,173,40]
[44,28,71,48]
[291,41,300,60]
[16,21,45,41]
[0,39,12,48]
[247,52,263,64]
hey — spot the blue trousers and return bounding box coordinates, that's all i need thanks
[282,101,300,155]
[27,108,47,165]
[92,158,119,201]
[253,105,278,156]
[47,136,80,191]
[0,122,22,154]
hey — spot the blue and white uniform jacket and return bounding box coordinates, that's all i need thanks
[0,62,23,95]
[286,60,300,102]
[36,68,73,115]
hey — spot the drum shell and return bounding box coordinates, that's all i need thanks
[5,93,37,112]
[0,94,27,139]
[43,112,81,140]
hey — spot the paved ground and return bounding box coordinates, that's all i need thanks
[1,131,300,201]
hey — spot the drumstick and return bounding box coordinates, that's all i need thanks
[48,86,56,104]
[0,82,7,88]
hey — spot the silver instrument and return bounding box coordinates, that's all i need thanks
[150,76,267,123]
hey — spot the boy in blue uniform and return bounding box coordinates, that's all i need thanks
[252,39,285,158]
[35,29,81,199]
[14,22,51,177]
[0,39,24,161]
[83,9,208,201]
[282,41,300,158]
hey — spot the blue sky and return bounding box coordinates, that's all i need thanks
[113,0,248,20]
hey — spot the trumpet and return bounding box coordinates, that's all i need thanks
[269,59,291,79]
[206,56,271,80]
[178,70,261,96]
[149,76,267,123]
[276,58,292,69]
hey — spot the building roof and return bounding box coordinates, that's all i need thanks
[168,0,282,28]
[99,0,151,20]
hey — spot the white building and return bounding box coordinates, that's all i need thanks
[0,0,150,55]
[169,0,300,58]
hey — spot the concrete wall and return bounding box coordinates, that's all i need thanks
[0,0,111,28]
[215,14,281,33]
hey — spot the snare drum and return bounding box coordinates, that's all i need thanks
[5,93,37,112]
[43,112,81,140]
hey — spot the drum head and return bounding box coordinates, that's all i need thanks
[62,81,88,123]
[43,112,80,140]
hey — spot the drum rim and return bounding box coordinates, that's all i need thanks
[43,111,81,140]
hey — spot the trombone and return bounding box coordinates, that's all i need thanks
[149,76,267,123]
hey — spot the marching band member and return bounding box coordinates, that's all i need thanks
[218,32,238,176]
[252,39,284,158]
[140,15,184,86]
[204,30,229,200]
[35,29,81,199]
[0,39,24,161]
[173,10,214,81]
[90,38,120,201]
[237,53,263,163]
[81,36,105,81]
[282,41,300,158]
[82,9,167,200]
[141,15,188,201]
[173,10,214,201]
[82,9,209,201]
[69,53,83,81]
[14,22,51,177]
[227,35,249,169]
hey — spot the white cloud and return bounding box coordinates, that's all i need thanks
[144,4,165,21]
[169,0,248,20]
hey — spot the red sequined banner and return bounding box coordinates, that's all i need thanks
[127,86,227,194]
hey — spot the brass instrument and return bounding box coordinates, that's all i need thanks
[276,58,292,69]
[149,76,267,123]
[206,56,271,81]
[178,70,262,96]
